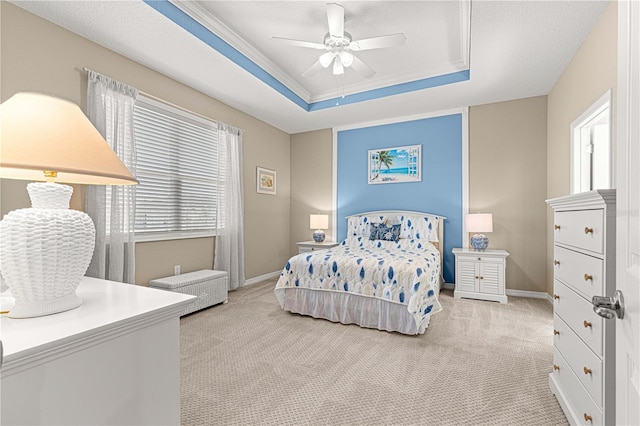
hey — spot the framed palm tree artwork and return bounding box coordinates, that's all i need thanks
[368,145,421,184]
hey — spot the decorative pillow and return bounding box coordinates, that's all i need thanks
[370,223,401,242]
[348,215,387,237]
[398,214,440,242]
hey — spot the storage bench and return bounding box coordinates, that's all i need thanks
[149,270,228,316]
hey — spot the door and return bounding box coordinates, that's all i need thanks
[616,1,640,423]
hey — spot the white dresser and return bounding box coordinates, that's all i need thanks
[1,276,195,425]
[452,248,509,303]
[546,190,616,426]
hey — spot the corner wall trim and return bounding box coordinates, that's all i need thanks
[243,271,280,287]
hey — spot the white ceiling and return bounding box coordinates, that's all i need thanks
[11,1,608,134]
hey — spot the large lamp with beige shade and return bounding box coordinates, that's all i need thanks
[0,92,138,318]
[465,213,493,251]
[310,214,329,243]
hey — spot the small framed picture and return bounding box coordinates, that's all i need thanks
[257,167,276,195]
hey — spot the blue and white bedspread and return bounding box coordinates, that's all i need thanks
[275,236,442,330]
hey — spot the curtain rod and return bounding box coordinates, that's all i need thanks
[80,67,227,128]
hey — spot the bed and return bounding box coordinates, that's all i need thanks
[274,210,445,335]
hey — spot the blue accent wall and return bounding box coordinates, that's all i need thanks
[337,114,463,283]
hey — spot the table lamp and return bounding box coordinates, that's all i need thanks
[0,92,138,318]
[465,213,493,251]
[310,214,329,243]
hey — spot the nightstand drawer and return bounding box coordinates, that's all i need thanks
[554,209,604,255]
[552,348,603,425]
[554,315,603,406]
[554,280,603,356]
[554,246,604,298]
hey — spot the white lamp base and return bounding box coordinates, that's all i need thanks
[0,182,95,318]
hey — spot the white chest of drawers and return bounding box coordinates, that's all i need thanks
[546,190,616,426]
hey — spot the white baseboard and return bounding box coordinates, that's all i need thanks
[443,282,455,290]
[243,270,280,287]
[506,288,553,302]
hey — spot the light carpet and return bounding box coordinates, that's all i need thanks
[180,279,568,425]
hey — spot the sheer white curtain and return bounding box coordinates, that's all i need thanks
[215,123,245,290]
[85,70,138,284]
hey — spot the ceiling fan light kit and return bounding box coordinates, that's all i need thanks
[273,3,406,79]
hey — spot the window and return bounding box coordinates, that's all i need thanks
[133,95,219,241]
[571,90,613,193]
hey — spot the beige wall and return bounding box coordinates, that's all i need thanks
[290,129,334,255]
[469,96,548,293]
[0,3,291,284]
[546,1,617,294]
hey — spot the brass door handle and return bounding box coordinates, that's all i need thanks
[554,330,560,335]
[584,320,592,328]
[584,227,594,234]
[554,260,560,265]
[584,273,593,281]
[554,224,561,230]
[553,364,560,371]
[584,367,592,375]
[584,413,593,422]
[553,294,560,300]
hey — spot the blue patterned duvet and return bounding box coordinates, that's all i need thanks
[275,236,442,330]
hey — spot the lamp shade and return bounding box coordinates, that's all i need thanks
[310,214,329,230]
[465,213,493,233]
[0,92,138,185]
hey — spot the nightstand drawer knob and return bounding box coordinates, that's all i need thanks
[553,364,560,371]
[553,330,560,335]
[584,320,593,328]
[584,273,593,281]
[554,224,561,230]
[584,413,593,422]
[584,367,592,375]
[554,260,560,265]
[553,294,560,300]
[477,257,482,261]
[584,227,594,234]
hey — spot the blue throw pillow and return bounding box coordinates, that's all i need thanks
[370,223,401,242]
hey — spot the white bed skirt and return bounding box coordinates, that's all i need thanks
[274,287,429,335]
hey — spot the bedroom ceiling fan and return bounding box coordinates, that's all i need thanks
[272,3,406,79]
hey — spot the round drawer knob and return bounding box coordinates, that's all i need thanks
[584,413,593,422]
[553,364,560,371]
[554,224,561,230]
[584,320,593,328]
[584,366,592,375]
[584,273,593,281]
[584,227,594,234]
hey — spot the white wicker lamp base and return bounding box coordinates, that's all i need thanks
[0,182,95,318]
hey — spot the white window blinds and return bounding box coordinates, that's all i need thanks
[133,95,218,241]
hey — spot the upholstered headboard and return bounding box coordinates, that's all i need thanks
[345,210,446,275]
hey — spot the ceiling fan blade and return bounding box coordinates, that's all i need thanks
[350,55,376,79]
[302,60,325,77]
[271,37,326,50]
[327,3,344,38]
[349,33,407,51]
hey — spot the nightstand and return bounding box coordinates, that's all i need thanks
[297,241,340,254]
[452,248,509,303]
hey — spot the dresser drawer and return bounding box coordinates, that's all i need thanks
[554,209,604,254]
[554,315,603,406]
[552,348,604,426]
[554,280,603,356]
[554,246,604,298]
